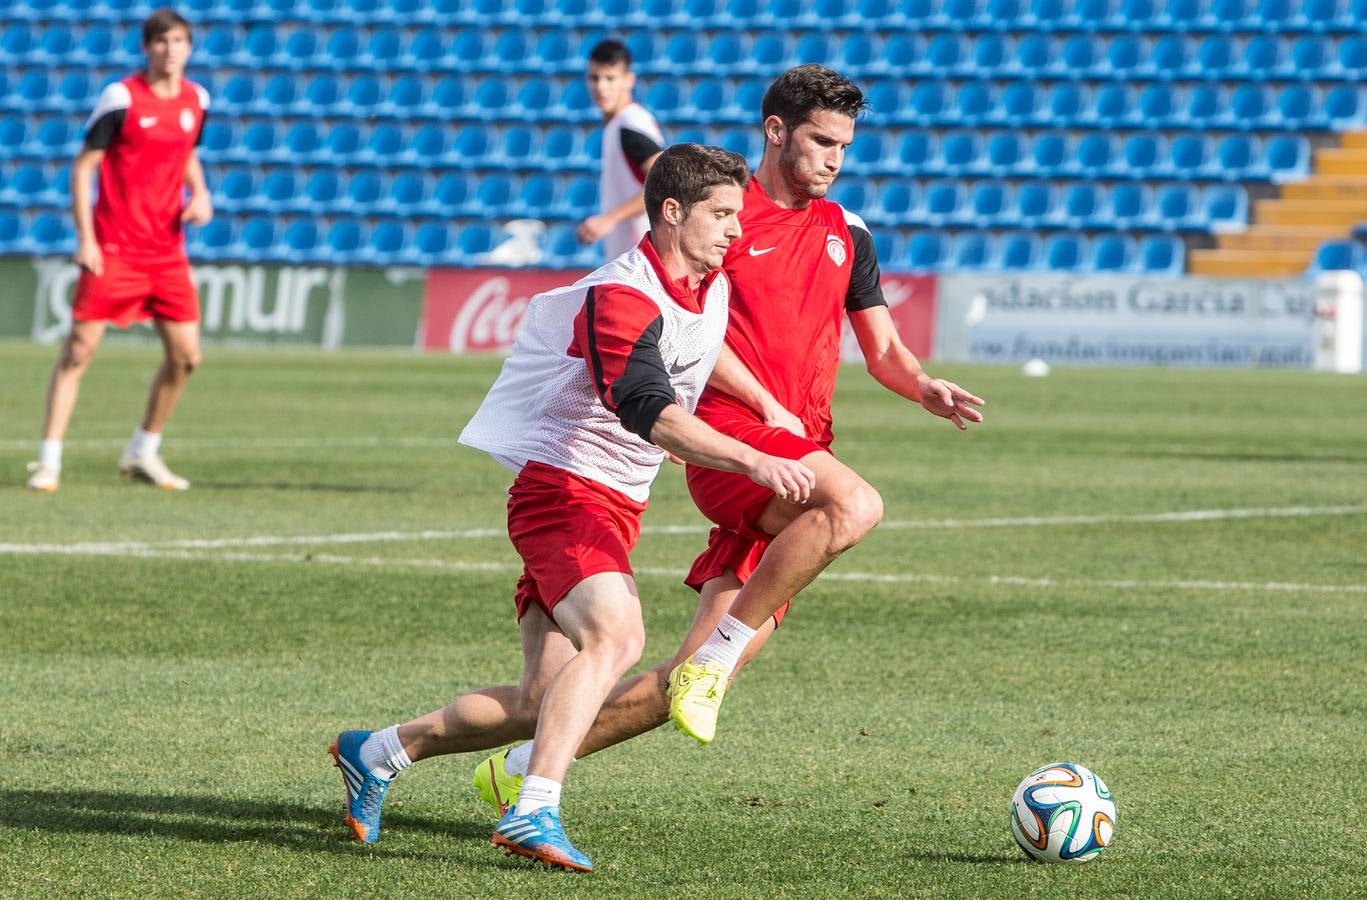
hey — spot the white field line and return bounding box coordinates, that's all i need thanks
[10,544,1364,596]
[0,436,462,451]
[3,504,1363,558]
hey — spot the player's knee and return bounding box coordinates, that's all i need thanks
[829,482,883,549]
[60,338,97,371]
[611,627,646,677]
[168,349,200,376]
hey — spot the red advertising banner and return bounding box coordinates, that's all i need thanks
[423,268,939,358]
[421,268,590,353]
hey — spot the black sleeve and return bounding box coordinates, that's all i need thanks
[620,127,664,167]
[84,109,126,151]
[195,110,209,147]
[609,316,676,441]
[580,286,677,441]
[845,223,888,312]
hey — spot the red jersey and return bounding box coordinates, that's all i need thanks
[83,74,209,260]
[695,178,887,446]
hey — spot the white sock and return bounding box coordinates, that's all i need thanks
[359,725,412,781]
[39,440,63,470]
[127,427,161,459]
[514,775,561,816]
[504,742,533,777]
[691,614,756,673]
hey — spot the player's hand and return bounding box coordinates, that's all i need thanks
[761,402,806,438]
[917,375,985,430]
[73,241,104,277]
[748,455,816,505]
[181,191,214,225]
[663,450,685,465]
[576,215,612,244]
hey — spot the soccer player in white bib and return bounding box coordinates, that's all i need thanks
[328,144,815,872]
[576,39,666,260]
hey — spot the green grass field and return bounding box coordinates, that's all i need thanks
[2,338,1364,898]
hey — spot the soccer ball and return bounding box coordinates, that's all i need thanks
[1009,762,1116,864]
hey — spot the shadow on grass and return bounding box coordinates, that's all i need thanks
[0,788,494,861]
[905,849,1027,866]
[196,481,416,494]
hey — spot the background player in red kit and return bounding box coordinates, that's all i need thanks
[470,65,985,804]
[25,8,212,493]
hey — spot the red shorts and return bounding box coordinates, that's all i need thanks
[507,461,647,621]
[72,252,199,327]
[682,408,830,627]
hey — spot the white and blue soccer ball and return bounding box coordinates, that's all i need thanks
[1009,762,1116,864]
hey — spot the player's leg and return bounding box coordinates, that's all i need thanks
[492,571,645,871]
[330,595,577,842]
[121,265,201,488]
[670,452,881,741]
[26,319,108,491]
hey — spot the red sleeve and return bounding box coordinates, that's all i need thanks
[570,284,676,440]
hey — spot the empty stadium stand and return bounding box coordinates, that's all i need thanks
[2,0,1366,272]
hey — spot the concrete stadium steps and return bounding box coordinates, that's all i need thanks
[1189,130,1367,277]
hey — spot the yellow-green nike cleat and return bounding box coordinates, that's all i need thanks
[473,747,523,815]
[668,657,729,745]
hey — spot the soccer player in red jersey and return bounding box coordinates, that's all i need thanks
[328,145,815,871]
[26,9,212,493]
[470,65,985,804]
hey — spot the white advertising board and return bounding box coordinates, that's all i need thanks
[934,273,1320,369]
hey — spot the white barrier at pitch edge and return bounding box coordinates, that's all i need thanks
[933,272,1362,372]
[1313,271,1363,374]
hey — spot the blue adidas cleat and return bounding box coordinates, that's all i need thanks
[492,806,593,872]
[328,730,390,843]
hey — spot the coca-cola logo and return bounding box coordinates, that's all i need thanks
[448,276,532,353]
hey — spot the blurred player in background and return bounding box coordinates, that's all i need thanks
[472,64,985,807]
[328,144,814,872]
[576,39,665,259]
[25,8,211,493]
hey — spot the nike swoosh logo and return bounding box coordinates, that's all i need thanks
[139,116,158,127]
[748,246,776,256]
[668,357,702,376]
[717,629,731,641]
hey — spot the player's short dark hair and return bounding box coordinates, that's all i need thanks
[761,64,866,132]
[644,143,749,230]
[143,8,192,45]
[588,39,631,68]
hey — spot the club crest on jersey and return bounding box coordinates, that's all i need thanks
[825,234,847,267]
[180,109,195,132]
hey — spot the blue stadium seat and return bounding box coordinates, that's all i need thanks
[880,33,921,75]
[830,178,871,211]
[30,212,72,253]
[521,173,559,215]
[283,122,321,161]
[1046,81,1085,126]
[544,221,597,267]
[325,27,362,68]
[1320,84,1365,128]
[282,31,320,69]
[923,179,966,226]
[450,30,489,72]
[1071,133,1117,178]
[217,167,257,212]
[262,170,300,210]
[955,81,996,125]
[1059,183,1102,228]
[1030,132,1069,174]
[1000,82,1040,126]
[1091,234,1136,272]
[1138,234,1183,274]
[385,171,430,213]
[750,33,793,71]
[1106,35,1143,76]
[1341,36,1367,80]
[1265,134,1310,182]
[430,75,468,116]
[496,125,537,167]
[1015,34,1054,74]
[237,24,276,67]
[384,75,426,117]
[1202,184,1248,231]
[363,27,403,69]
[2,23,34,59]
[1215,134,1256,178]
[4,164,46,204]
[189,219,234,261]
[282,219,320,262]
[950,231,995,270]
[1167,134,1213,180]
[969,180,1009,225]
[453,124,491,164]
[532,31,571,71]
[1017,181,1055,225]
[707,32,744,71]
[306,170,341,207]
[323,123,362,164]
[1196,34,1235,77]
[1229,84,1273,129]
[906,231,949,271]
[998,231,1041,270]
[925,33,964,74]
[1123,133,1161,177]
[985,131,1026,175]
[1136,83,1176,128]
[565,173,597,214]
[410,123,446,164]
[910,81,949,124]
[1311,240,1362,272]
[415,221,452,261]
[366,220,408,265]
[940,130,983,173]
[218,74,255,115]
[865,80,907,124]
[458,221,497,258]
[1154,183,1198,229]
[407,30,450,70]
[665,32,703,70]
[434,172,473,215]
[897,130,936,172]
[363,123,404,165]
[33,117,76,158]
[17,71,50,107]
[718,127,760,160]
[75,26,115,65]
[477,172,517,214]
[303,74,342,113]
[241,217,277,259]
[236,122,278,163]
[1144,35,1189,80]
[876,181,918,222]
[1060,34,1101,77]
[1290,35,1332,78]
[1108,182,1151,229]
[1092,83,1135,128]
[348,170,383,211]
[345,74,382,116]
[1043,232,1087,271]
[840,32,878,72]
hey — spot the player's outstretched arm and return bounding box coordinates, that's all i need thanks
[848,305,985,430]
[648,404,814,503]
[707,345,805,437]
